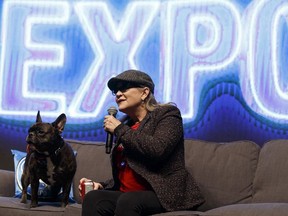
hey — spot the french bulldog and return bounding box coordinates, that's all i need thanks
[21,111,77,208]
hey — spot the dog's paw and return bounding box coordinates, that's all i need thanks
[61,201,68,208]
[30,201,38,208]
[20,194,27,203]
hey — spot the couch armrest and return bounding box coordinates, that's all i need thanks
[0,169,15,197]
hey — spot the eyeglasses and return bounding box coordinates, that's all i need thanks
[111,83,143,96]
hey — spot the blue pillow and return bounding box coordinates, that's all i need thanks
[11,149,76,203]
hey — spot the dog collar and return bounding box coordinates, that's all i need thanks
[54,146,62,155]
[34,151,49,160]
[53,141,65,156]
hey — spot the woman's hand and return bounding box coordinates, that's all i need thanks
[103,115,121,133]
[78,178,103,197]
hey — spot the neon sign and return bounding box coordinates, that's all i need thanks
[241,0,288,121]
[0,0,287,124]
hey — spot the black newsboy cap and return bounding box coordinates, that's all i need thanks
[107,69,155,93]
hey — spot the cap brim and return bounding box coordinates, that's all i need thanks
[107,78,118,91]
[107,76,154,93]
[107,78,133,91]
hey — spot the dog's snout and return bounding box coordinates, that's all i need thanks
[26,132,34,141]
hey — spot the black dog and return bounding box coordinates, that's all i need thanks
[21,111,77,208]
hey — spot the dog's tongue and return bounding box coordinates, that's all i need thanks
[26,144,35,153]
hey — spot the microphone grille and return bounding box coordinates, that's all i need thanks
[107,106,118,115]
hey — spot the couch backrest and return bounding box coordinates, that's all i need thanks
[253,139,288,203]
[184,139,260,211]
[67,139,111,203]
[67,138,262,209]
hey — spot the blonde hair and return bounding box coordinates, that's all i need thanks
[144,91,175,112]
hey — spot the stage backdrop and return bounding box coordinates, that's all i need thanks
[1,0,288,170]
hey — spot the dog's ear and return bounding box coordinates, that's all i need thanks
[36,111,42,123]
[52,113,67,134]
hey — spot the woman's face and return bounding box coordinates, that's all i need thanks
[114,86,148,114]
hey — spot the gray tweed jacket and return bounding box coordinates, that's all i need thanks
[103,105,205,211]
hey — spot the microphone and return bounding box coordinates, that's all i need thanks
[105,106,118,154]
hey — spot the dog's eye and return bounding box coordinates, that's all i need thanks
[37,130,45,135]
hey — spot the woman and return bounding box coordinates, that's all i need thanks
[80,69,204,216]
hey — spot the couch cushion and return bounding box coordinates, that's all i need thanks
[67,139,112,203]
[0,197,64,216]
[64,204,203,216]
[205,203,288,216]
[184,139,260,211]
[152,211,202,216]
[64,203,81,216]
[253,139,288,203]
[0,169,15,197]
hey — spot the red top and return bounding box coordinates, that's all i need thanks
[115,122,151,192]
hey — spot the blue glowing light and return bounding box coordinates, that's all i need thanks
[0,0,287,130]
